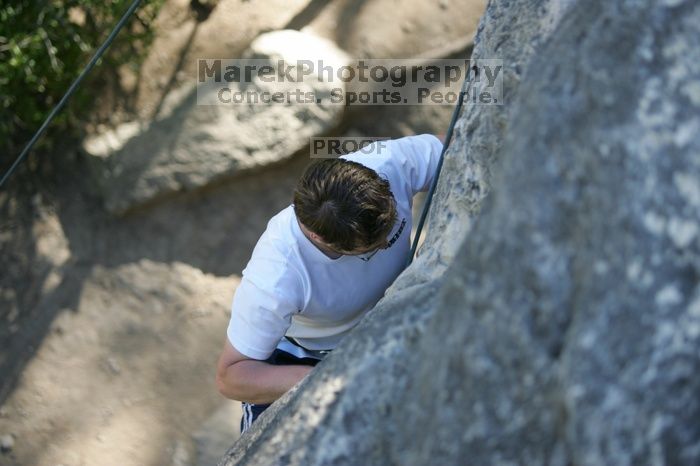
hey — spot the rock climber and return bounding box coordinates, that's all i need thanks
[216,134,443,432]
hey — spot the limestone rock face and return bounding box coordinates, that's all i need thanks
[220,0,700,465]
[392,0,576,288]
[394,0,700,462]
[84,30,348,214]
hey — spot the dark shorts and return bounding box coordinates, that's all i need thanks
[240,347,321,433]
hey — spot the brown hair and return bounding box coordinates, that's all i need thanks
[293,158,397,252]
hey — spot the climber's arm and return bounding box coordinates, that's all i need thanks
[392,134,444,194]
[216,339,313,404]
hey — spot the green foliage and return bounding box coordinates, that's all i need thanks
[0,0,163,158]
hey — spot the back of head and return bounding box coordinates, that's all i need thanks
[293,158,397,252]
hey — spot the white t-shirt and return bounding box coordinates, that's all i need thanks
[227,134,443,360]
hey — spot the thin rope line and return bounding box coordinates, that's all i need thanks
[0,0,144,189]
[406,89,466,267]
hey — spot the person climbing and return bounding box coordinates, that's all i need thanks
[216,134,444,433]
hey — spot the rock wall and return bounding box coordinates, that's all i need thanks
[220,0,700,465]
[395,0,574,286]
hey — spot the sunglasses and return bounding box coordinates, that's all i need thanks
[351,217,408,262]
[356,247,382,262]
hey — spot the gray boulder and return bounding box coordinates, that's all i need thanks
[220,0,700,465]
[84,30,349,214]
[395,0,576,287]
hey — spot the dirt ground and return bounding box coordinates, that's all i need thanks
[0,0,484,465]
[0,144,322,465]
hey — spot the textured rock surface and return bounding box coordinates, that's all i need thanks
[393,0,575,287]
[220,0,700,465]
[84,30,348,214]
[502,1,700,463]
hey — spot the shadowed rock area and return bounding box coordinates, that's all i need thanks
[220,0,700,464]
[84,30,349,215]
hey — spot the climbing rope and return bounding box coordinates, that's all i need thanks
[407,89,466,266]
[0,0,143,190]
